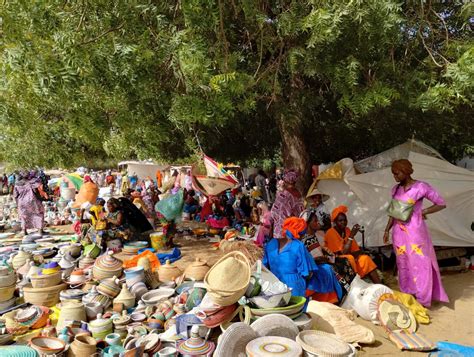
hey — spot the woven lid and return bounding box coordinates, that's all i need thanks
[94,252,122,271]
[296,330,352,357]
[190,258,208,267]
[204,251,250,292]
[160,260,178,270]
[378,299,417,333]
[214,322,257,357]
[251,314,299,340]
[246,336,303,357]
[177,328,215,356]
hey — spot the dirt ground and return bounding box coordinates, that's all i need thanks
[169,233,474,356]
[53,222,474,355]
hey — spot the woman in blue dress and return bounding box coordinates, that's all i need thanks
[263,217,341,300]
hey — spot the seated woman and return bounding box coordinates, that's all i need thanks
[183,189,199,216]
[324,205,381,283]
[300,210,355,300]
[103,198,135,249]
[263,217,341,300]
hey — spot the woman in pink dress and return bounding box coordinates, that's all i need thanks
[270,170,304,239]
[383,159,448,307]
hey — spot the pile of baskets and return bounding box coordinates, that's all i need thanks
[204,252,251,307]
[0,266,16,309]
[23,283,67,307]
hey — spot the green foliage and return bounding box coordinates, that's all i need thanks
[0,0,472,170]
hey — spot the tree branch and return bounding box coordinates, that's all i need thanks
[217,0,229,71]
[417,28,443,68]
[80,21,125,45]
[431,8,449,46]
[253,28,264,77]
[76,1,88,31]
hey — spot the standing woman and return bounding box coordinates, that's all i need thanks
[13,171,47,236]
[384,159,448,307]
[270,169,304,239]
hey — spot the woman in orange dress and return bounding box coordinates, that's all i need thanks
[324,205,381,283]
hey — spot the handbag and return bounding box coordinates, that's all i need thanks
[386,185,414,222]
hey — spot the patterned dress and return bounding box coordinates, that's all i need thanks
[270,189,304,239]
[391,181,448,307]
[13,181,44,230]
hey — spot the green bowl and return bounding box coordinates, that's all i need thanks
[250,296,306,317]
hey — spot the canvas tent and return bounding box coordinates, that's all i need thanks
[354,139,444,173]
[118,161,169,180]
[312,142,474,248]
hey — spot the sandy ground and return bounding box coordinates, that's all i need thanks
[169,234,474,356]
[52,223,474,355]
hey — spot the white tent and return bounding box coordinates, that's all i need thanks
[354,139,444,173]
[315,147,474,247]
[118,161,169,180]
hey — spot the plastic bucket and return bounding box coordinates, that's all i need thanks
[150,232,166,251]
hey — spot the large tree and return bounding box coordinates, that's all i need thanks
[1,1,472,186]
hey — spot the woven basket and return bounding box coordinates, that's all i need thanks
[204,251,250,294]
[0,272,16,288]
[296,330,355,357]
[206,286,247,307]
[68,335,97,357]
[158,260,182,282]
[23,283,67,307]
[184,258,210,281]
[0,284,16,302]
[30,271,62,288]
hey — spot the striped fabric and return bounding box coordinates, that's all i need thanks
[389,330,436,351]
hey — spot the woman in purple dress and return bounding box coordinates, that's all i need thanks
[270,170,304,239]
[383,159,448,307]
[13,171,46,236]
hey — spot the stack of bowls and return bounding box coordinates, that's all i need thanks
[60,289,87,304]
[30,271,62,289]
[92,252,123,280]
[0,267,16,309]
[122,241,148,255]
[15,306,49,329]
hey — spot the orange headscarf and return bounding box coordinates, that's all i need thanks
[331,205,348,222]
[282,217,307,240]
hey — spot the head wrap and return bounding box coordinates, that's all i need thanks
[282,217,307,240]
[331,205,348,222]
[283,169,299,185]
[391,159,414,176]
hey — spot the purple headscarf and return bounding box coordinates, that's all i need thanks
[283,169,299,185]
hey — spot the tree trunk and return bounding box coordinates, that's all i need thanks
[277,107,312,195]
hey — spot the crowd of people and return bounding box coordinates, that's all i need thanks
[7,159,448,308]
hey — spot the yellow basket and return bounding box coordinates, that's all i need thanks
[150,232,166,251]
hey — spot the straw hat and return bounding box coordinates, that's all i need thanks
[377,299,417,333]
[246,336,303,357]
[204,251,250,293]
[296,330,356,357]
[250,314,299,340]
[214,322,257,357]
[306,188,330,201]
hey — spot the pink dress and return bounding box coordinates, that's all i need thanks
[391,181,449,307]
[13,181,45,230]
